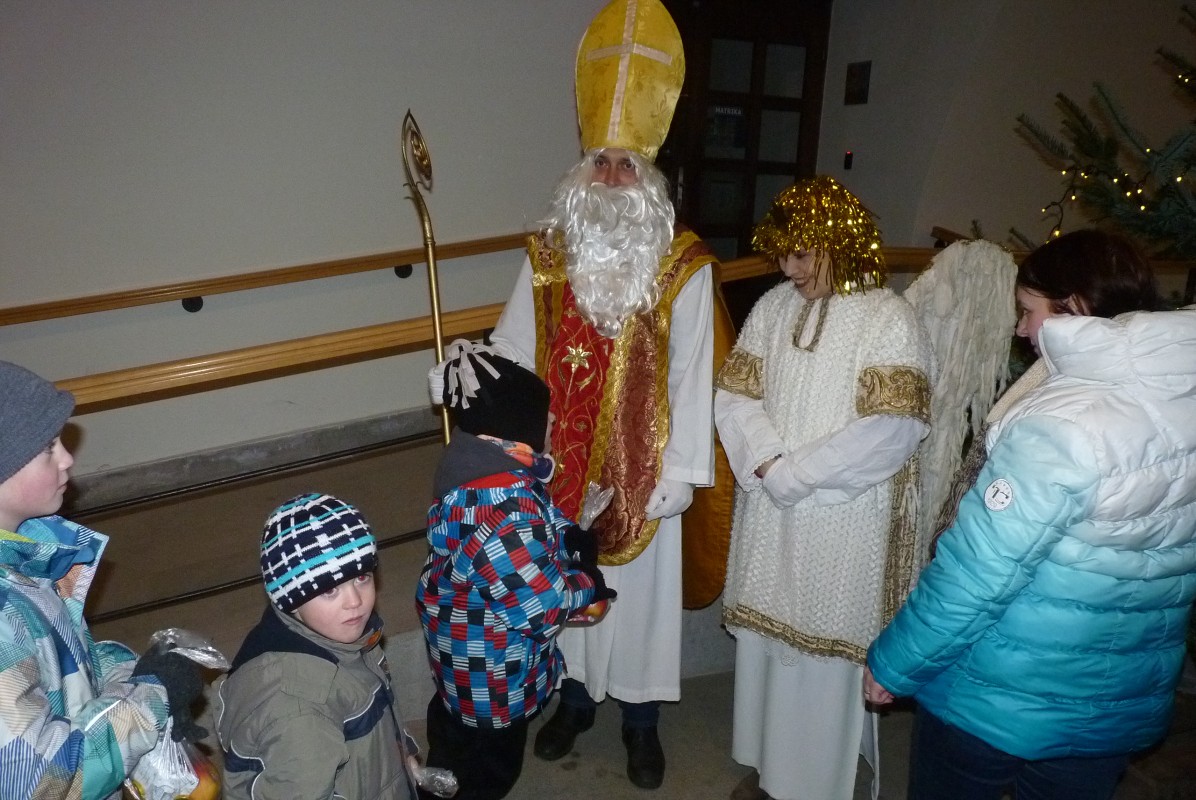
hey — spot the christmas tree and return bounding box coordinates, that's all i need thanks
[1014,5,1196,259]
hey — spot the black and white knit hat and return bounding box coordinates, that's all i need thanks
[260,493,378,613]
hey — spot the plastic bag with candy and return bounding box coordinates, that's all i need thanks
[124,718,194,800]
[182,743,221,800]
[142,627,230,671]
[410,757,459,798]
[124,720,221,800]
[123,629,228,800]
[566,482,616,626]
[396,727,458,797]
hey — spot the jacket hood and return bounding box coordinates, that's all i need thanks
[1040,309,1196,448]
[432,429,530,498]
[0,515,105,583]
[230,602,384,674]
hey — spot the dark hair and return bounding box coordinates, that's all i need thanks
[1017,229,1162,317]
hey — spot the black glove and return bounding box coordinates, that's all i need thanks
[133,648,207,742]
[576,561,618,602]
[563,524,599,567]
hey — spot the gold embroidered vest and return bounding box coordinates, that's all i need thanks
[528,227,714,564]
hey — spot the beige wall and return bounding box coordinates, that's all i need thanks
[2,0,604,474]
[4,0,1191,476]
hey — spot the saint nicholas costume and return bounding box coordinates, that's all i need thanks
[492,230,715,706]
[489,0,718,714]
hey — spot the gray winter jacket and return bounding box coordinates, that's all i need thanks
[216,604,416,800]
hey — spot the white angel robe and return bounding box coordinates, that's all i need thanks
[714,283,931,800]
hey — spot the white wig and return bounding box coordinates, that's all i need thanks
[539,149,675,338]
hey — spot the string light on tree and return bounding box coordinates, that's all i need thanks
[1012,4,1196,258]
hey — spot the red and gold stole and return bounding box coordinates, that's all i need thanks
[528,227,714,564]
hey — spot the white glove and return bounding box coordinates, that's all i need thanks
[644,478,694,521]
[761,457,814,509]
[427,362,446,406]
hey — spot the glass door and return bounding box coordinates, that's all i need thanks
[659,0,832,265]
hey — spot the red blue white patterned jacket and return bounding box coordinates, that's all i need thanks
[416,432,596,728]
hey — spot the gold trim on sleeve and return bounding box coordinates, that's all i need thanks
[716,347,764,400]
[856,366,930,423]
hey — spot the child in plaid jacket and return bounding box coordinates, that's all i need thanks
[0,361,202,800]
[418,342,614,800]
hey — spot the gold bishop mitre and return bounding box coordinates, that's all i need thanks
[575,0,685,162]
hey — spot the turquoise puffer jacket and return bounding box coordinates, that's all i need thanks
[868,309,1196,759]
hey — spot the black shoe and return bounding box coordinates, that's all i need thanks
[622,725,665,789]
[533,703,595,761]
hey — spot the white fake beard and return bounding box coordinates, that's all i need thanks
[540,153,675,338]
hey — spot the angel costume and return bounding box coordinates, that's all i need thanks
[715,178,932,800]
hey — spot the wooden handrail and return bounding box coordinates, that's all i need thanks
[9,234,1191,328]
[55,247,947,412]
[62,303,504,414]
[0,232,529,326]
[30,242,1194,414]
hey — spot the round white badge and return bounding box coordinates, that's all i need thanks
[983,479,1014,511]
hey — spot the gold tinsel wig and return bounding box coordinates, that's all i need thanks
[752,175,886,294]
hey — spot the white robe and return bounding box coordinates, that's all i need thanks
[490,255,715,703]
[714,286,930,800]
[732,631,879,800]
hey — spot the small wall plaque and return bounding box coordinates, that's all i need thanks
[845,60,871,105]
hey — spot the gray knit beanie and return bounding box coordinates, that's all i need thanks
[260,493,378,613]
[0,361,75,483]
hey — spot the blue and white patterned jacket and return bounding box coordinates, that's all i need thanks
[0,516,169,800]
[416,432,596,728]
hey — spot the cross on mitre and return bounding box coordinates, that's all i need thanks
[575,0,686,163]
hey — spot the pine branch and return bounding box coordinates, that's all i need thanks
[1094,83,1152,156]
[1016,113,1073,162]
[1015,3,1196,258]
[1008,228,1038,251]
[1056,94,1112,160]
[1149,129,1196,178]
[1158,47,1196,104]
[1158,47,1196,76]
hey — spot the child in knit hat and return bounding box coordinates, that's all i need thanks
[418,340,616,800]
[0,360,204,799]
[218,492,430,800]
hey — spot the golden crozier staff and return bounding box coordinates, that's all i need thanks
[401,110,451,444]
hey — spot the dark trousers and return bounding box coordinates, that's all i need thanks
[421,695,529,800]
[557,676,660,728]
[908,705,1129,800]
